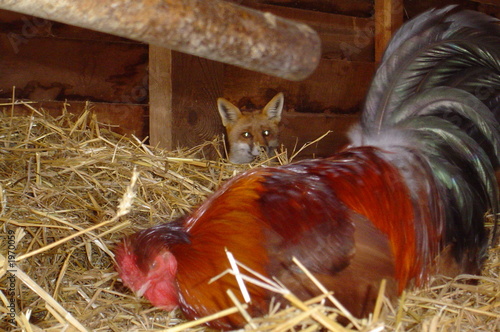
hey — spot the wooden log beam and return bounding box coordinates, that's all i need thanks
[0,0,321,81]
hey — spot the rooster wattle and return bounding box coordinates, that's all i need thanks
[115,6,500,330]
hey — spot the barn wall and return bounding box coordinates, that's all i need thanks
[1,0,499,159]
[0,9,148,138]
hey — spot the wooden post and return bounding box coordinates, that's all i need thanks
[374,0,403,62]
[148,49,224,151]
[149,45,173,149]
[0,0,321,81]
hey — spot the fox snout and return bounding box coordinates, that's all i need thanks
[251,142,270,157]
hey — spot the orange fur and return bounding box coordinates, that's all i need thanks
[218,93,283,163]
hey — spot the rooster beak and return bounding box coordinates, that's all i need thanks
[136,280,151,297]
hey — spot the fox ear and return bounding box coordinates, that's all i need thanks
[217,98,241,127]
[263,92,284,122]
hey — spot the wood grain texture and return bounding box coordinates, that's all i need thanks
[0,9,133,41]
[171,52,224,157]
[232,0,373,17]
[223,59,375,114]
[280,112,359,159]
[149,45,173,149]
[0,0,321,81]
[236,3,375,61]
[374,0,403,62]
[0,34,148,103]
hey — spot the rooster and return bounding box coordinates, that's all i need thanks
[115,6,500,330]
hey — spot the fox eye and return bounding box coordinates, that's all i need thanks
[262,130,270,137]
[242,132,252,138]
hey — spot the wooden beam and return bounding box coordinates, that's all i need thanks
[148,45,173,149]
[235,3,375,62]
[0,0,321,81]
[374,0,403,62]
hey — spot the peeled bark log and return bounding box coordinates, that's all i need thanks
[0,0,321,80]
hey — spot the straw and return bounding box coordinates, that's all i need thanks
[0,100,497,331]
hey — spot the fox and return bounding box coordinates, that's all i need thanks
[217,92,284,164]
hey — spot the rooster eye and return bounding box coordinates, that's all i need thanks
[262,130,270,137]
[242,132,252,138]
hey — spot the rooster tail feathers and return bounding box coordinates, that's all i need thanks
[399,89,499,267]
[355,86,500,275]
[362,6,500,134]
[352,8,500,276]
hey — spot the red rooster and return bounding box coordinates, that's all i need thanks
[115,6,500,330]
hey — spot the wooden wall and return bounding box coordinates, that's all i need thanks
[151,0,378,159]
[0,9,148,138]
[1,0,499,159]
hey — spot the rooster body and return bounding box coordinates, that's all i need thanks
[115,6,500,330]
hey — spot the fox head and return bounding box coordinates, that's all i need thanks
[217,92,284,164]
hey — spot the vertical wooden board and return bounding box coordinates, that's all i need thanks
[149,45,173,149]
[0,34,148,103]
[171,52,224,153]
[374,0,403,62]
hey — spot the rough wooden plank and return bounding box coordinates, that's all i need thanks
[374,0,403,62]
[0,34,148,103]
[149,45,173,149]
[0,0,321,81]
[280,112,360,159]
[171,52,224,155]
[223,59,375,115]
[0,100,146,137]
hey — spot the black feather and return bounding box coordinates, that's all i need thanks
[352,7,500,270]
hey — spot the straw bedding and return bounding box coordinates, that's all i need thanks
[0,101,498,331]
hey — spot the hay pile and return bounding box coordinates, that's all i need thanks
[0,101,498,331]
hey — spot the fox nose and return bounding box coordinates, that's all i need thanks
[252,143,269,157]
[251,143,265,156]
